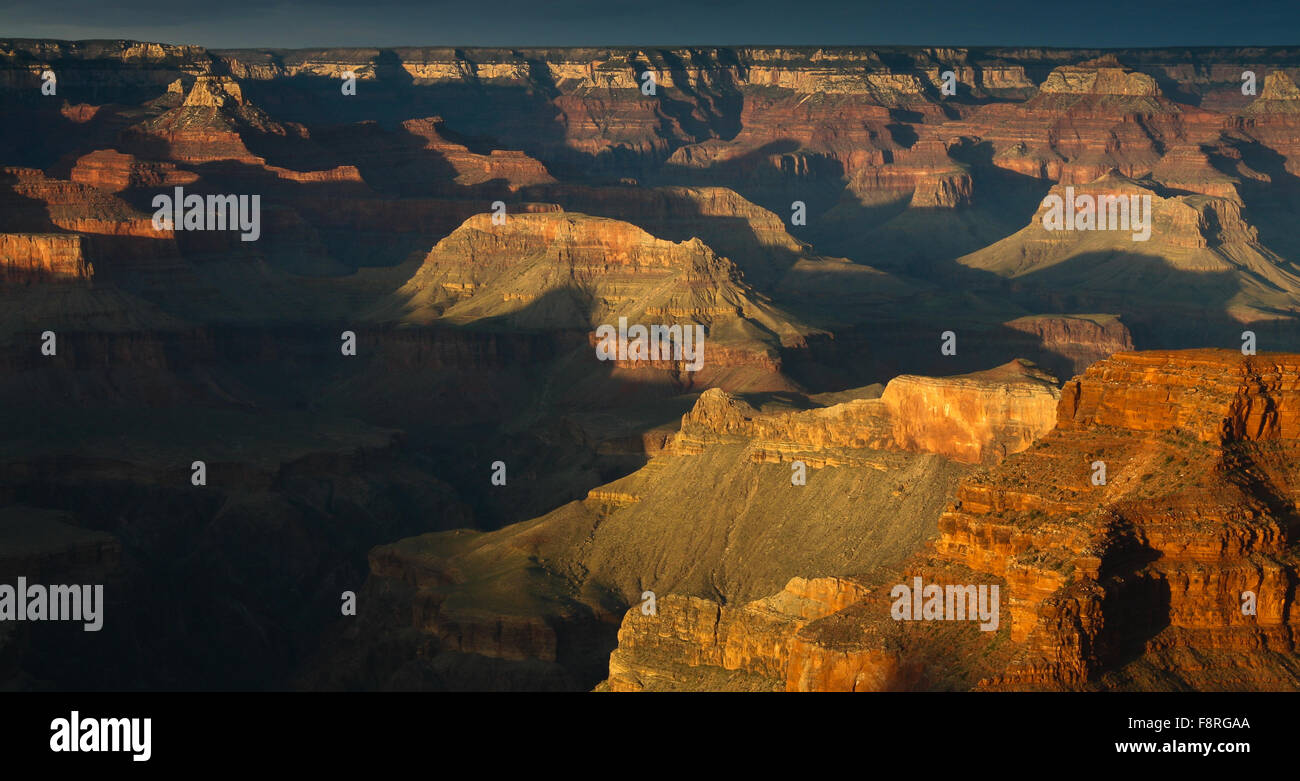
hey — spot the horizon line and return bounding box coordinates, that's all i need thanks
[4,38,1300,52]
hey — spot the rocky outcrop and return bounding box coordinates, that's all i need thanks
[1244,72,1300,114]
[938,350,1300,689]
[957,170,1300,333]
[1038,57,1162,97]
[0,233,93,282]
[517,184,826,289]
[182,74,242,107]
[0,167,181,274]
[676,359,1060,465]
[401,117,555,187]
[351,356,1062,689]
[69,149,198,192]
[1003,315,1134,377]
[376,211,819,384]
[1055,349,1300,442]
[941,56,1227,192]
[616,350,1300,691]
[1233,71,1300,177]
[2,167,165,238]
[605,576,872,691]
[344,358,1029,689]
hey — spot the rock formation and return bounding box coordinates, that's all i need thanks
[334,360,1061,689]
[374,210,821,389]
[3,40,1300,693]
[603,350,1300,691]
[0,233,93,282]
[676,359,1060,465]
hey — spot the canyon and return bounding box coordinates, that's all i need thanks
[604,350,1300,691]
[1,41,1299,690]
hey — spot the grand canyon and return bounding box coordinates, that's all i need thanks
[3,40,1300,694]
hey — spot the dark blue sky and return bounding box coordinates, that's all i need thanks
[1,0,1296,48]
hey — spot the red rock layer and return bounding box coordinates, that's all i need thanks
[0,167,181,274]
[890,350,1300,689]
[2,167,165,238]
[0,233,93,282]
[605,350,1300,691]
[70,149,198,192]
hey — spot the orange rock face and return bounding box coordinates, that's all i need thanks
[0,233,93,282]
[605,577,873,691]
[2,167,165,238]
[0,167,181,275]
[675,359,1060,465]
[1057,349,1300,442]
[606,350,1300,691]
[70,149,199,193]
[893,350,1300,689]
